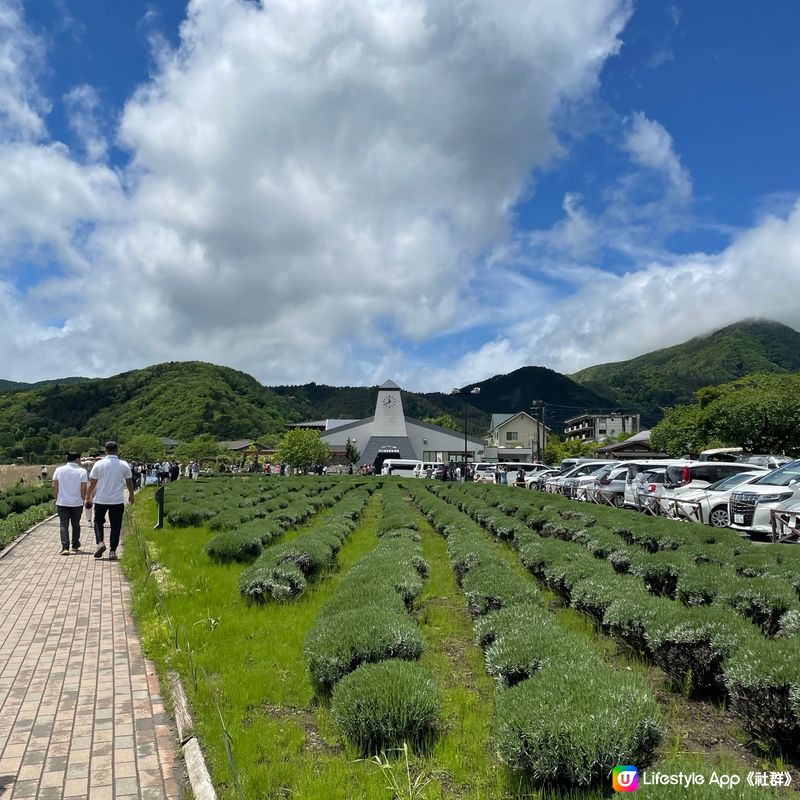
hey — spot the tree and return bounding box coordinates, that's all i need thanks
[345,437,360,466]
[423,414,459,431]
[174,434,226,463]
[650,373,800,457]
[276,429,331,471]
[123,434,166,463]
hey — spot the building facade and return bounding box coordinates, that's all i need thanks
[485,412,549,462]
[319,380,485,471]
[564,412,641,442]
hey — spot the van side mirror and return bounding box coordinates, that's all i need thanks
[790,479,797,487]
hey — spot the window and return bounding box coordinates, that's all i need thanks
[598,429,607,434]
[506,431,518,441]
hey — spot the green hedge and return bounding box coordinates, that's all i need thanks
[330,660,440,754]
[0,501,56,551]
[406,483,662,786]
[239,488,372,602]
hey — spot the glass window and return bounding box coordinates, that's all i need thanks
[506,431,518,441]
[753,460,800,487]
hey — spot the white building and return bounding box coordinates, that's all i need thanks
[320,380,485,471]
[563,412,641,442]
[484,412,549,462]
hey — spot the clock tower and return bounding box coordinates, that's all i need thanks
[373,379,407,437]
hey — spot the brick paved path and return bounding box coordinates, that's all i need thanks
[0,518,184,799]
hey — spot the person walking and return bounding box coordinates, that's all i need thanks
[87,441,134,561]
[52,452,88,554]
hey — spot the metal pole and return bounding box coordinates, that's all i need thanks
[464,396,468,466]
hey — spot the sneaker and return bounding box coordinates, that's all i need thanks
[71,546,81,553]
[108,551,118,561]
[94,544,107,559]
[60,547,71,555]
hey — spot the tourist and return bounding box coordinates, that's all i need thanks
[87,441,134,561]
[40,464,48,481]
[52,452,88,554]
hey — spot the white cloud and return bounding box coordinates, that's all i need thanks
[624,111,691,202]
[64,84,108,162]
[0,0,48,141]
[0,0,634,384]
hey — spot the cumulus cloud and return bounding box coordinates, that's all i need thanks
[0,0,633,384]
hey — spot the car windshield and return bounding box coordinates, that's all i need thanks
[753,460,800,487]
[642,470,665,483]
[706,472,760,492]
[591,465,612,477]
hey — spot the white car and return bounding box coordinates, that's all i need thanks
[595,465,630,508]
[544,460,615,495]
[666,470,767,528]
[524,467,559,490]
[729,459,800,539]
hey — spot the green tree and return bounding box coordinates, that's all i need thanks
[175,434,226,463]
[276,429,330,471]
[345,437,360,465]
[423,414,459,431]
[59,436,98,455]
[123,433,166,463]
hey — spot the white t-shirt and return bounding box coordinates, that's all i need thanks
[89,456,133,505]
[52,462,88,507]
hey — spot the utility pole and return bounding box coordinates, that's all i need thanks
[531,400,546,462]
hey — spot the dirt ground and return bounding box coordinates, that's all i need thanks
[0,464,60,492]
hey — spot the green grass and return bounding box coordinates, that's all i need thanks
[126,491,405,799]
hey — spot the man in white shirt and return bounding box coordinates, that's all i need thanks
[87,441,135,561]
[52,452,89,554]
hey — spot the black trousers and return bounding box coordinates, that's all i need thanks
[57,505,83,549]
[94,503,125,551]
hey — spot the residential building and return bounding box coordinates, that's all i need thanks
[593,430,667,460]
[564,412,641,442]
[485,412,549,462]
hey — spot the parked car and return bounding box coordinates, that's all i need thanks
[524,467,559,490]
[729,459,800,539]
[544,460,615,495]
[634,467,668,512]
[595,465,630,507]
[666,470,767,528]
[623,460,685,508]
[662,461,760,496]
[736,454,793,470]
[564,464,617,500]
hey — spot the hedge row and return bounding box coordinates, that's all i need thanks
[0,501,56,551]
[444,484,800,640]
[0,484,52,520]
[205,483,357,563]
[405,482,663,786]
[306,485,439,753]
[438,483,800,751]
[238,486,374,602]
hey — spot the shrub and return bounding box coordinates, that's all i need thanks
[495,669,661,786]
[331,660,440,753]
[724,638,800,751]
[778,609,800,639]
[305,607,426,690]
[715,577,800,636]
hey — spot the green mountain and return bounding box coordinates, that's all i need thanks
[571,319,800,424]
[458,366,613,433]
[269,383,490,436]
[0,362,300,461]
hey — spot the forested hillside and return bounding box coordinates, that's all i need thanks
[571,319,800,423]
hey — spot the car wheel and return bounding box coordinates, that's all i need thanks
[612,494,624,508]
[709,506,729,528]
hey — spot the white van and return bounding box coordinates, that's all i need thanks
[382,459,424,477]
[473,462,542,484]
[623,460,685,507]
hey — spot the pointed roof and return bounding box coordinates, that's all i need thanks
[379,379,401,390]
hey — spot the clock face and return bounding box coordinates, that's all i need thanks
[383,395,396,408]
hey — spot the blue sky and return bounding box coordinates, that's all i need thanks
[2,0,800,389]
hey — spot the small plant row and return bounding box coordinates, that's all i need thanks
[238,485,375,602]
[165,476,322,528]
[0,500,56,551]
[205,481,361,563]
[433,483,800,752]
[305,485,439,753]
[0,484,52,520]
[442,484,800,639]
[404,482,663,787]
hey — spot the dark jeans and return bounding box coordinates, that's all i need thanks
[57,505,83,549]
[94,503,125,551]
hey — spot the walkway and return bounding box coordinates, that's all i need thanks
[0,517,184,799]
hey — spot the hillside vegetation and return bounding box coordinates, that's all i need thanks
[572,319,800,423]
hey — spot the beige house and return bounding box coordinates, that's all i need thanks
[486,412,549,462]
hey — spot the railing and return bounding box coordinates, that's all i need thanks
[658,497,704,524]
[770,508,800,543]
